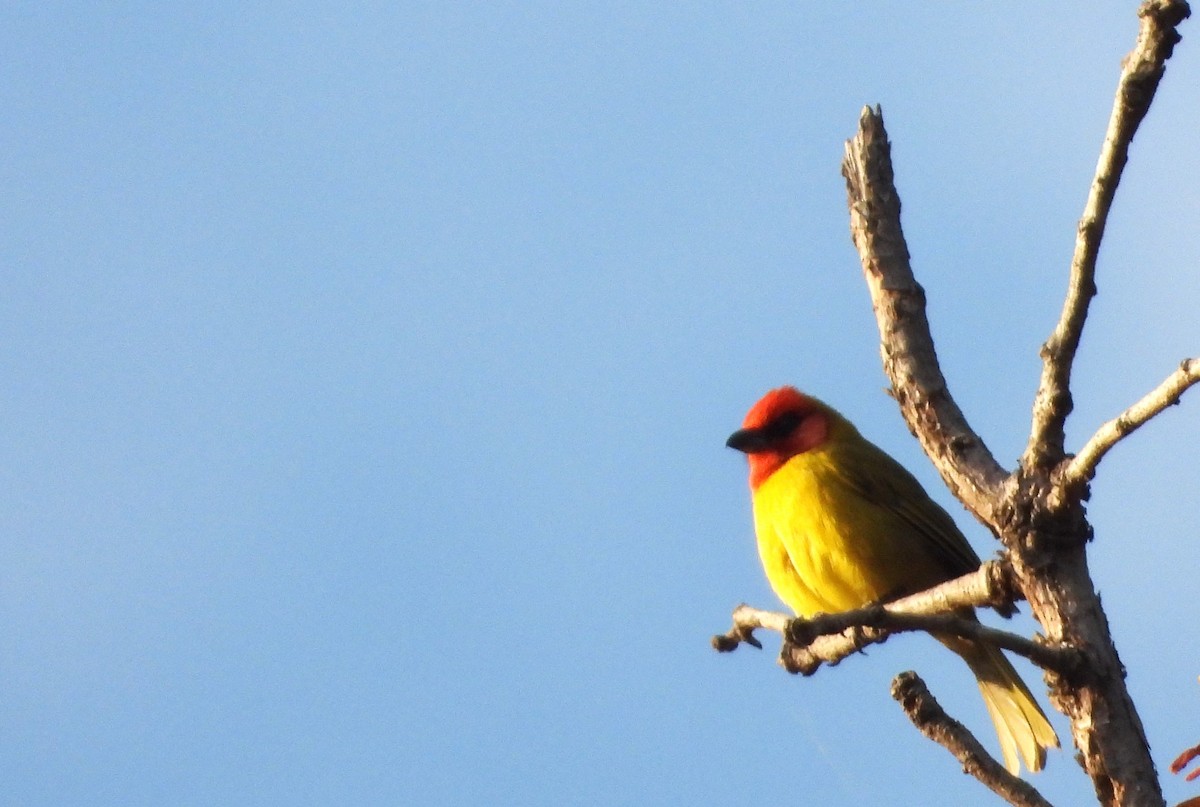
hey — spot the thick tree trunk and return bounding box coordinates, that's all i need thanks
[999,472,1160,806]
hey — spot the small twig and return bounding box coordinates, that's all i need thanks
[1025,0,1192,468]
[1171,740,1200,782]
[711,603,784,653]
[892,672,1055,807]
[1061,358,1200,489]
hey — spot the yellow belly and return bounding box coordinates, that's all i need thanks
[751,446,947,616]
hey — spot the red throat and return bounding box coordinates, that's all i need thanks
[745,411,828,488]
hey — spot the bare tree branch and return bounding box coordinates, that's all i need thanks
[892,672,1056,807]
[1001,5,1192,804]
[786,607,1079,677]
[1061,358,1200,489]
[1024,0,1192,469]
[841,105,1008,526]
[713,561,1009,650]
[716,602,1078,678]
[712,562,1083,676]
[724,5,1192,803]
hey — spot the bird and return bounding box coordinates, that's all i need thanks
[726,385,1058,774]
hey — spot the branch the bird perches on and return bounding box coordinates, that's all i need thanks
[712,560,1083,678]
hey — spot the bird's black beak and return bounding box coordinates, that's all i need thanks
[726,427,770,454]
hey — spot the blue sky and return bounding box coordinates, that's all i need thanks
[1,3,1197,805]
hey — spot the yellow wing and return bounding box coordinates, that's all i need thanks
[827,430,983,581]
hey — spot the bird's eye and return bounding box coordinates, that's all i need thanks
[767,411,803,439]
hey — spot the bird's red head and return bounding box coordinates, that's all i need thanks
[726,386,830,489]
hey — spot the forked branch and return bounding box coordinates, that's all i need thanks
[722,5,1192,805]
[1025,0,1192,468]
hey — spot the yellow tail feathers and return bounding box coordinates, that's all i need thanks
[945,636,1059,774]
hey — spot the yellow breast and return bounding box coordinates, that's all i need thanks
[750,440,942,617]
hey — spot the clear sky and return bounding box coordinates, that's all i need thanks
[1,3,1197,805]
